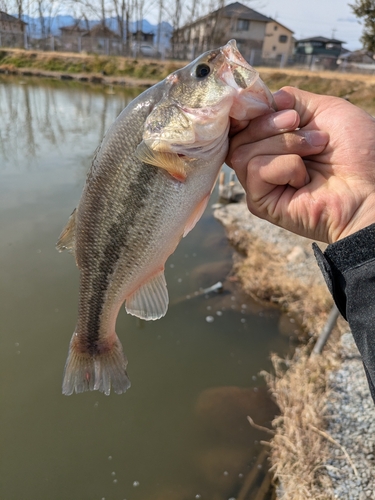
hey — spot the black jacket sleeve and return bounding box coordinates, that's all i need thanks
[313,223,375,403]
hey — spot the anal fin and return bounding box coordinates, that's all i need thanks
[125,270,169,320]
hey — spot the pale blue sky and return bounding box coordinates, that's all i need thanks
[259,0,363,50]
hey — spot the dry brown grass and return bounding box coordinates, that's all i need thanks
[263,341,341,500]
[258,67,375,114]
[0,48,185,82]
[229,228,332,337]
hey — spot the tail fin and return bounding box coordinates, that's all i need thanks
[62,333,131,396]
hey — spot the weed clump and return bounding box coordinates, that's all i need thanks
[263,344,341,499]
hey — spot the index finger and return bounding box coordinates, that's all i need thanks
[273,87,330,128]
[227,108,300,166]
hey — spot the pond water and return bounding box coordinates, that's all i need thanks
[0,77,295,500]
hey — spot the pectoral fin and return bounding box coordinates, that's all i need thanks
[135,141,187,182]
[56,209,76,254]
[125,270,169,320]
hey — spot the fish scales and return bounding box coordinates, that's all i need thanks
[57,40,276,395]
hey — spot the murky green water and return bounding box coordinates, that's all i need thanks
[0,77,294,500]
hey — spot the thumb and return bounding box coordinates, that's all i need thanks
[273,86,327,128]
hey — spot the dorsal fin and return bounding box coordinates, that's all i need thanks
[56,208,77,254]
[135,141,187,182]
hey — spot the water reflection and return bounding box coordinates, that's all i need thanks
[0,76,290,500]
[0,76,136,173]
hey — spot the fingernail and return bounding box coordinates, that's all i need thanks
[304,130,329,147]
[272,110,298,130]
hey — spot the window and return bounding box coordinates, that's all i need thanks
[274,25,278,31]
[279,35,288,43]
[236,19,250,31]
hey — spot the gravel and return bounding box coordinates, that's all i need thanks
[326,332,375,500]
[213,200,326,287]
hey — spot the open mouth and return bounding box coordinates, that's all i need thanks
[218,40,259,90]
[221,39,251,71]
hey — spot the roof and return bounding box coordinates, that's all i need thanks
[83,24,120,38]
[174,1,273,33]
[217,2,272,23]
[0,11,26,24]
[297,36,345,44]
[266,19,294,34]
[338,49,375,63]
[60,23,87,33]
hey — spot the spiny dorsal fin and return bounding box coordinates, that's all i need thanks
[135,141,187,182]
[125,270,169,320]
[56,208,76,254]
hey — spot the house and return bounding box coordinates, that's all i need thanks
[171,2,272,62]
[295,36,345,57]
[262,20,294,64]
[59,22,122,54]
[82,24,120,40]
[295,36,345,67]
[0,11,27,48]
[337,49,375,73]
[131,29,154,45]
[81,24,121,54]
[60,23,87,39]
[60,22,88,51]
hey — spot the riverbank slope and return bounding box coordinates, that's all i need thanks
[2,49,375,113]
[213,197,375,500]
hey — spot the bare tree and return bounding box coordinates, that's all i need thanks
[0,0,11,13]
[15,0,25,19]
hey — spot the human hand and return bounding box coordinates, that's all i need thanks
[227,86,375,244]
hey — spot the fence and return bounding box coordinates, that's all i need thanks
[2,33,375,75]
[27,36,130,56]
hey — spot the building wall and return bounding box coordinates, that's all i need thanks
[0,19,25,34]
[230,20,266,42]
[174,17,268,61]
[262,21,293,60]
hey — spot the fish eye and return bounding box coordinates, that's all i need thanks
[195,64,211,78]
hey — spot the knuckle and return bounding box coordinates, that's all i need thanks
[230,144,252,168]
[248,155,266,171]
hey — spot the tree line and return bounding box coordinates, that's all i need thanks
[0,0,240,44]
[1,0,374,54]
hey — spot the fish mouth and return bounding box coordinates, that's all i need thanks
[219,39,259,90]
[219,39,277,112]
[221,40,251,71]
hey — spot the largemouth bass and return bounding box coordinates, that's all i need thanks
[57,39,275,395]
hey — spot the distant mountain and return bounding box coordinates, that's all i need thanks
[21,14,173,49]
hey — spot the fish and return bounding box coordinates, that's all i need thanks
[57,39,276,396]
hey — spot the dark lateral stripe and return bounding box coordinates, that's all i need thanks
[84,163,158,355]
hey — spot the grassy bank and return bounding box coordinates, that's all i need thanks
[1,49,375,113]
[0,48,185,84]
[259,66,375,114]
